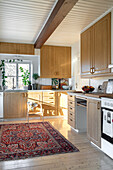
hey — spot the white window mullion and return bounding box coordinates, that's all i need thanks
[16,63,18,88]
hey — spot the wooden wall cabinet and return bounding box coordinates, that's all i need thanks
[0,42,34,55]
[81,13,111,77]
[81,27,93,76]
[40,45,71,78]
[4,92,27,119]
[87,99,101,148]
[40,46,55,78]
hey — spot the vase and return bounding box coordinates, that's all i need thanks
[28,84,32,90]
[33,84,37,90]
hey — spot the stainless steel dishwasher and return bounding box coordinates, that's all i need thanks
[75,96,87,132]
[0,92,3,118]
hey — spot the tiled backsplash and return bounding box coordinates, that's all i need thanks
[35,78,52,85]
[90,77,113,92]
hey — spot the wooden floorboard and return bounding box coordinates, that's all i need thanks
[0,118,113,170]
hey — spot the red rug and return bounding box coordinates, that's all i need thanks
[0,122,79,161]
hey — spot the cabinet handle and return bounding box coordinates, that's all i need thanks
[70,95,72,97]
[49,97,54,99]
[70,102,72,104]
[92,67,95,73]
[70,119,72,121]
[97,102,100,110]
[90,68,93,74]
[70,107,72,110]
[70,113,72,116]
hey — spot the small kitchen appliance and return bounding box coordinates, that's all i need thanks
[106,79,113,94]
[101,97,113,159]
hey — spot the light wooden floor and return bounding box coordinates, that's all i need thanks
[0,118,113,170]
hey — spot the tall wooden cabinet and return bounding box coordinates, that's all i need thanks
[4,92,27,119]
[87,99,101,147]
[40,45,71,78]
[81,13,111,77]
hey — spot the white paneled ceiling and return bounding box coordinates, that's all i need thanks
[46,0,113,46]
[0,0,56,44]
[0,0,113,45]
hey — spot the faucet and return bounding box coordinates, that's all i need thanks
[12,78,16,90]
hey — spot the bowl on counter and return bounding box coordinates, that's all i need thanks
[82,86,95,93]
[62,85,70,90]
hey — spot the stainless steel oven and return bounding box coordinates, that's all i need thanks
[101,97,113,159]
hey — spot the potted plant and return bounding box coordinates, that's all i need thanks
[20,67,30,90]
[0,60,7,90]
[32,73,39,90]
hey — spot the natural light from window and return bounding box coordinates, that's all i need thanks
[5,62,31,89]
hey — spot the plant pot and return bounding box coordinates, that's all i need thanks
[33,84,37,90]
[28,84,32,90]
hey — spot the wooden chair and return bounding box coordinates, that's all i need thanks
[27,95,44,123]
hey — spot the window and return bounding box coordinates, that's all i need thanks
[5,62,31,89]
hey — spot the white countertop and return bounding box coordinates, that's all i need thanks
[28,90,75,92]
[67,92,101,100]
[3,89,75,93]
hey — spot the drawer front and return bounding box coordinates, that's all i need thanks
[68,111,75,119]
[43,97,55,105]
[43,92,55,97]
[68,100,75,108]
[68,95,75,102]
[68,105,75,113]
[68,117,75,128]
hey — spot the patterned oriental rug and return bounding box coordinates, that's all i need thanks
[0,122,79,161]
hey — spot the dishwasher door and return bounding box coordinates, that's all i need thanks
[0,92,3,118]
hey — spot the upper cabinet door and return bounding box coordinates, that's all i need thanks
[81,12,111,78]
[40,45,71,78]
[54,46,71,78]
[81,27,93,76]
[40,46,55,78]
[94,13,111,74]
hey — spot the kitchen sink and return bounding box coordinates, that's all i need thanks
[5,89,27,92]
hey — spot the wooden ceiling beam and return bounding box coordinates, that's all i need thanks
[34,0,78,49]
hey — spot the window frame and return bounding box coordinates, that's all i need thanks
[5,61,32,88]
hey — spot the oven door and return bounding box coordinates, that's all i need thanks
[102,108,113,138]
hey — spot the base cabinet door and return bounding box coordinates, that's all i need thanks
[87,99,101,147]
[4,92,27,119]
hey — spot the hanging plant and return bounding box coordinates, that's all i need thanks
[0,60,7,89]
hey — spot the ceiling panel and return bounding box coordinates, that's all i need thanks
[46,0,113,46]
[0,0,56,44]
[0,0,113,45]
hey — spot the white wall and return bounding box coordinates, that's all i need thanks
[71,41,89,91]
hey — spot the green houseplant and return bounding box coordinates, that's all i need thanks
[32,73,39,90]
[20,67,30,89]
[0,60,7,90]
